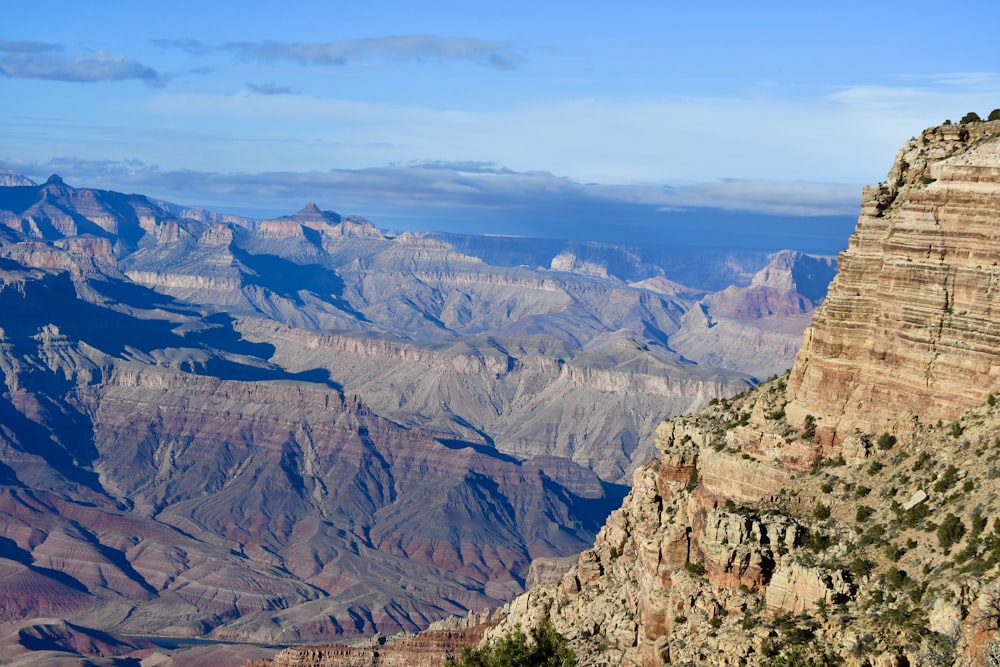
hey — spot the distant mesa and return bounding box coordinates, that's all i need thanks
[45,174,64,185]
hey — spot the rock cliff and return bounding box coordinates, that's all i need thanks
[785,121,1000,443]
[468,118,1000,667]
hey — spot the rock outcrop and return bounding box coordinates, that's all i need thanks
[249,625,494,667]
[785,120,1000,443]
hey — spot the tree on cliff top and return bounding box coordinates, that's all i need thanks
[447,618,577,667]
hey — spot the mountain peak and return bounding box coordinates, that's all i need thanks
[0,168,35,187]
[287,202,343,225]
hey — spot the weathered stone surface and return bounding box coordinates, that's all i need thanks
[699,447,790,502]
[247,626,491,667]
[786,120,1000,442]
[763,561,850,615]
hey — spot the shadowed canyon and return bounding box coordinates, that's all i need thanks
[0,168,836,664]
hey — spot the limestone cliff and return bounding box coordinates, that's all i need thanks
[785,120,1000,443]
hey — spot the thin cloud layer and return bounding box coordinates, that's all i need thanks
[0,157,860,252]
[3,157,860,218]
[224,35,524,69]
[246,82,297,96]
[150,38,212,56]
[0,41,165,85]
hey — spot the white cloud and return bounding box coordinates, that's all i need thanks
[223,36,525,70]
[0,41,165,85]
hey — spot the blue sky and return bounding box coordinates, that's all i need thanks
[2,1,999,252]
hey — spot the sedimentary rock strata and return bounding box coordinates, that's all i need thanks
[786,120,1000,443]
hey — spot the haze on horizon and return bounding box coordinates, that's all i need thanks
[2,0,999,252]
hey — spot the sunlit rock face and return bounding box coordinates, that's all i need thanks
[785,120,1000,444]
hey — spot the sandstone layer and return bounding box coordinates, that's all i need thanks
[786,120,1000,443]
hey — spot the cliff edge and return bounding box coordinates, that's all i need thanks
[786,120,1000,444]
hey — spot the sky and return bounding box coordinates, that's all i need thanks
[2,1,999,253]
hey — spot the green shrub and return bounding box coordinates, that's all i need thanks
[912,451,932,471]
[802,415,816,441]
[860,523,887,546]
[448,618,576,667]
[989,109,1000,122]
[685,561,706,576]
[934,465,960,493]
[938,513,967,551]
[802,529,832,552]
[885,566,907,590]
[905,502,931,527]
[856,506,875,522]
[813,503,831,520]
[960,111,983,124]
[849,557,875,578]
[686,465,699,491]
[877,433,897,450]
[972,508,989,538]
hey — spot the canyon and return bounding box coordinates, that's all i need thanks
[254,117,1000,667]
[0,171,832,664]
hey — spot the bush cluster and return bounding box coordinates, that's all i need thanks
[448,618,577,667]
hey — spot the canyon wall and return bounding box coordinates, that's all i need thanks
[785,121,1000,443]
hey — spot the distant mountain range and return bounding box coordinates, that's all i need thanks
[0,172,834,661]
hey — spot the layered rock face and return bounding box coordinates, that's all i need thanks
[786,120,1000,442]
[670,250,834,380]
